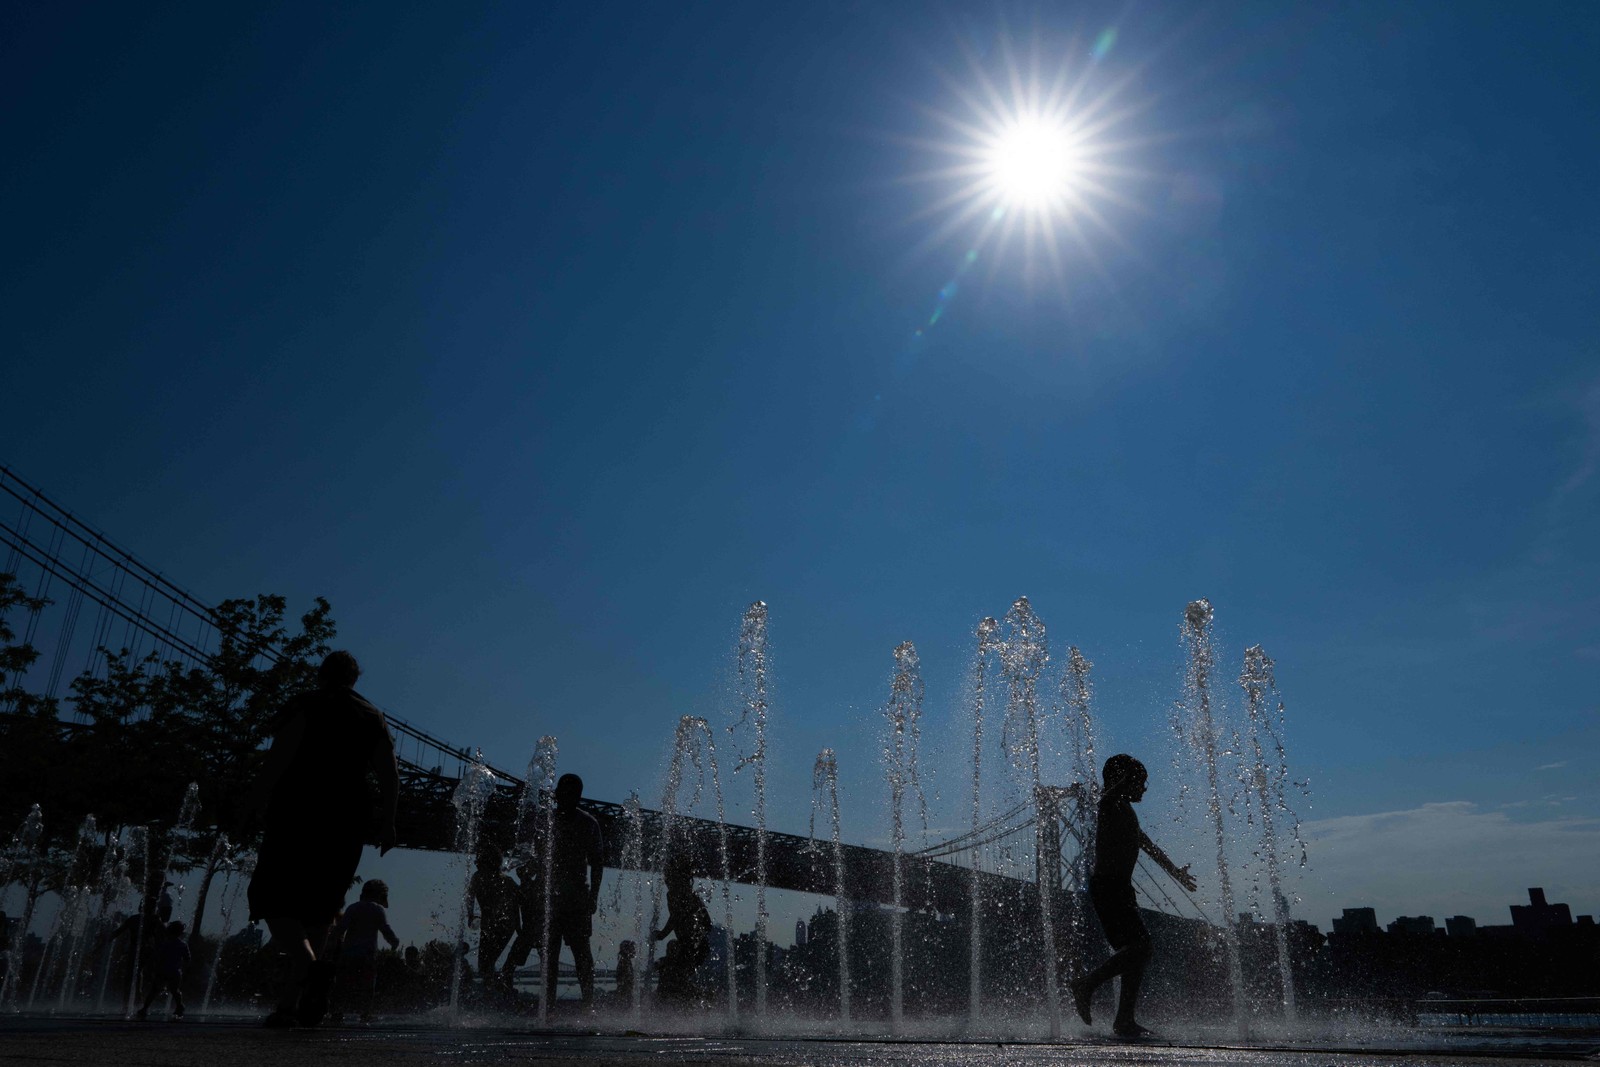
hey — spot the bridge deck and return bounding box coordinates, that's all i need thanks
[387,719,1044,913]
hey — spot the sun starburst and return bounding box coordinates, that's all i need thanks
[899,28,1155,295]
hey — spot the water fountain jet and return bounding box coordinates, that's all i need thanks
[517,736,559,1024]
[1174,598,1245,1032]
[1240,644,1308,1024]
[1061,646,1098,976]
[965,616,999,1027]
[448,753,499,1023]
[732,601,772,1015]
[200,849,254,1017]
[882,640,929,1032]
[661,715,737,1021]
[0,804,45,1010]
[28,815,97,1010]
[810,749,849,1022]
[998,597,1061,1040]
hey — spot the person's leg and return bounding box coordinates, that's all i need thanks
[1110,936,1152,1032]
[544,930,565,1007]
[1072,882,1141,1026]
[359,958,378,1022]
[570,935,594,1004]
[265,917,313,1018]
[297,921,337,1026]
[485,926,515,982]
[502,936,534,986]
[504,928,533,976]
[172,979,186,1018]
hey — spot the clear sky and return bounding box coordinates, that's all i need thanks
[4,2,1598,945]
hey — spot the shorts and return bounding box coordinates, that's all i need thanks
[551,900,592,941]
[248,804,366,927]
[1089,877,1148,950]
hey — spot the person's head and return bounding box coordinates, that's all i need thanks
[318,650,361,689]
[404,945,420,967]
[1102,754,1148,801]
[166,920,186,939]
[360,879,390,907]
[664,853,695,888]
[618,939,636,960]
[476,844,502,871]
[555,773,583,813]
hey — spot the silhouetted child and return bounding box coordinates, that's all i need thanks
[1069,754,1197,1040]
[652,855,710,1004]
[614,940,636,1004]
[468,846,520,990]
[137,921,190,1020]
[333,879,399,1023]
[501,855,545,989]
[155,882,175,925]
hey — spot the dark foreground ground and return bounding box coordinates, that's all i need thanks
[1,1017,1596,1067]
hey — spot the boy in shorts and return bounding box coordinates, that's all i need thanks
[1069,754,1197,1039]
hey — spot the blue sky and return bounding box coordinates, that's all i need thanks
[4,2,1598,942]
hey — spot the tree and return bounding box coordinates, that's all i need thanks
[0,572,52,717]
[1,575,337,938]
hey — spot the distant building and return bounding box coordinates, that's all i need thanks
[1444,915,1477,938]
[1332,907,1379,936]
[1510,888,1572,934]
[794,919,807,947]
[1387,915,1436,936]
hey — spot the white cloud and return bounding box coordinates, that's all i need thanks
[1536,760,1569,771]
[1294,801,1600,930]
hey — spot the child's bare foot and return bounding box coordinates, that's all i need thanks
[1069,977,1093,1025]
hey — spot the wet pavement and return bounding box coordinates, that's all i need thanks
[0,1017,1595,1066]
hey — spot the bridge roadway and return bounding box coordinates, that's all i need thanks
[387,713,1048,915]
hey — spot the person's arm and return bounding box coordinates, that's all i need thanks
[1138,830,1198,891]
[369,718,400,855]
[653,911,678,941]
[587,822,604,914]
[382,915,399,950]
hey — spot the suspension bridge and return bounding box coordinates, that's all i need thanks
[0,465,1207,925]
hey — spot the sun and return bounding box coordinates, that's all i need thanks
[985,114,1083,214]
[896,28,1152,294]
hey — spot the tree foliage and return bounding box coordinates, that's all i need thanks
[0,579,336,862]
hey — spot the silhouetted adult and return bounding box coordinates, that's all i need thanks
[245,650,398,1028]
[543,773,603,1006]
[1070,754,1196,1040]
